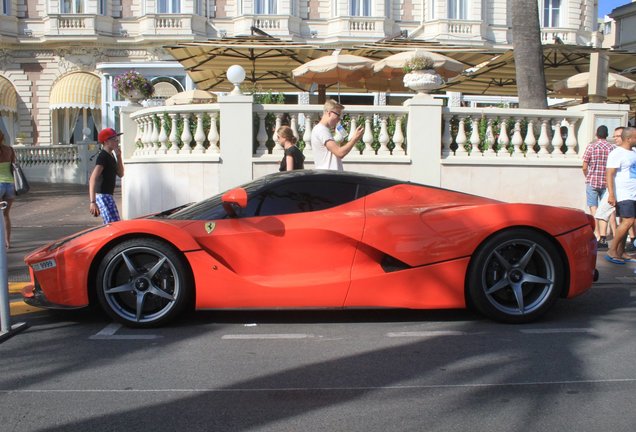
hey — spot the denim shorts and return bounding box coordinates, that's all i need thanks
[586,184,605,207]
[616,200,636,219]
[0,182,16,200]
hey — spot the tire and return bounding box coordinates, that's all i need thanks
[467,228,565,324]
[95,238,192,328]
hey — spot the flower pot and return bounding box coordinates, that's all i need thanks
[122,89,146,105]
[403,70,443,94]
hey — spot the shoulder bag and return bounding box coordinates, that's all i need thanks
[12,162,30,195]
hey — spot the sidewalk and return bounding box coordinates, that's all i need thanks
[7,182,121,282]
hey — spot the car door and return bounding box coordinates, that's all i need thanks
[192,179,365,308]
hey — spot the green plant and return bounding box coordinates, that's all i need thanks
[113,70,155,98]
[403,55,435,73]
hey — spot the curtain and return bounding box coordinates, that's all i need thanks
[63,108,81,145]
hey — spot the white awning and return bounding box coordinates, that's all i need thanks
[50,72,101,110]
[0,76,17,113]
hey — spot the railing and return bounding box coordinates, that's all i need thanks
[129,102,586,162]
[14,143,97,184]
[129,103,410,160]
[15,144,81,166]
[441,107,584,160]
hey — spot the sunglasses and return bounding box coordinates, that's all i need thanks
[330,111,342,118]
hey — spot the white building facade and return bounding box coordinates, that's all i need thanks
[0,0,599,146]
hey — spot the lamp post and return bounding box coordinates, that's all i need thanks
[227,65,246,95]
[0,201,28,343]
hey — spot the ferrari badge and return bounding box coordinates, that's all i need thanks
[205,222,216,234]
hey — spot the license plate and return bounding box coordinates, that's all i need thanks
[32,259,57,272]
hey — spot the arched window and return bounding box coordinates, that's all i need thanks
[542,0,561,28]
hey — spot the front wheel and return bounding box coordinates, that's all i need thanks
[95,238,192,328]
[467,229,565,323]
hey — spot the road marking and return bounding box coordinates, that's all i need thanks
[387,331,468,338]
[3,377,636,394]
[222,333,314,340]
[89,323,161,340]
[9,300,43,316]
[520,328,594,334]
[9,282,30,294]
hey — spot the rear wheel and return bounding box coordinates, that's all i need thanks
[467,229,564,323]
[95,238,192,328]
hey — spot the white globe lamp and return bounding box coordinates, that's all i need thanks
[227,65,246,95]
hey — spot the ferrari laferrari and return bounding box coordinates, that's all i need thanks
[23,170,597,327]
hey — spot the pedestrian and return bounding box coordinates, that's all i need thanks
[277,125,305,171]
[0,130,16,248]
[605,126,636,264]
[311,99,364,171]
[594,127,623,247]
[582,125,614,248]
[89,128,124,224]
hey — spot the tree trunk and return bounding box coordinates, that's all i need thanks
[511,0,548,109]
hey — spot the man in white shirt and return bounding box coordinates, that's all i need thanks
[605,126,636,263]
[311,99,364,170]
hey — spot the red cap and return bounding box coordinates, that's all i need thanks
[98,128,123,143]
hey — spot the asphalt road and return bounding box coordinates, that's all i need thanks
[1,183,636,431]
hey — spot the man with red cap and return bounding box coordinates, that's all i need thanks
[89,128,124,223]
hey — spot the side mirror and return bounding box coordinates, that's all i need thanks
[222,188,247,218]
[222,188,247,208]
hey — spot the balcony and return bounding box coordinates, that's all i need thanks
[419,20,485,44]
[228,15,304,38]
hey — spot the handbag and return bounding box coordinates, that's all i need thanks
[12,162,30,195]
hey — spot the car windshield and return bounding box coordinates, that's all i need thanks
[160,175,273,221]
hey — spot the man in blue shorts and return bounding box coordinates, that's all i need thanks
[606,127,636,263]
[89,128,124,224]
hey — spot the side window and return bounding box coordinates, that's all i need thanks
[247,181,359,217]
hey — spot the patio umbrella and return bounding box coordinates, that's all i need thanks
[165,36,326,93]
[165,89,217,105]
[292,53,375,101]
[373,49,466,80]
[441,45,636,97]
[553,72,636,98]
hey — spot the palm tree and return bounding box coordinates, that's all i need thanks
[511,0,548,109]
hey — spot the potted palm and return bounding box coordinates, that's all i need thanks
[402,55,443,94]
[113,70,155,105]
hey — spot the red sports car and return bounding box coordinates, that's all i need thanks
[23,170,597,327]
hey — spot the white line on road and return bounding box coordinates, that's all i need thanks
[520,328,595,334]
[387,331,468,338]
[222,333,314,340]
[89,323,162,340]
[4,377,636,394]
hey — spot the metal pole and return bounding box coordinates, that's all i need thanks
[0,201,28,342]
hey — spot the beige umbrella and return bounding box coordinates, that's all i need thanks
[553,72,636,97]
[165,36,326,92]
[373,50,466,80]
[292,53,375,85]
[165,89,217,105]
[292,53,375,102]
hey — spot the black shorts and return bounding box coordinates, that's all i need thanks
[616,200,636,219]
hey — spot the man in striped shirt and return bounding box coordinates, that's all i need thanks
[582,125,615,246]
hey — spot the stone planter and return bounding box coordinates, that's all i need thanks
[403,69,444,94]
[122,89,146,106]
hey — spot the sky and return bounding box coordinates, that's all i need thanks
[598,0,632,17]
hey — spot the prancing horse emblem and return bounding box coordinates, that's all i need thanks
[205,222,216,234]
